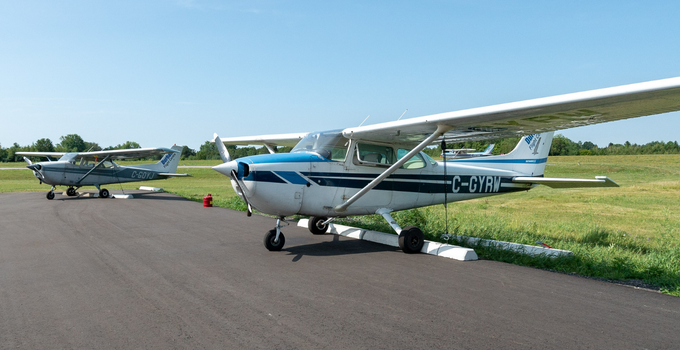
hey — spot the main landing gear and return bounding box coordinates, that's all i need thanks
[376,208,424,254]
[264,217,288,251]
[94,185,109,198]
[398,226,425,254]
[308,216,331,235]
[66,187,80,197]
[99,188,110,198]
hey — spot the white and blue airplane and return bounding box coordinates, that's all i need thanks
[212,77,680,253]
[18,146,189,199]
[442,144,495,159]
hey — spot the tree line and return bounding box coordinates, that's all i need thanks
[0,133,292,162]
[3,133,679,162]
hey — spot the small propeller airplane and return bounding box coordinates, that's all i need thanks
[17,145,189,199]
[211,76,680,253]
[442,144,495,159]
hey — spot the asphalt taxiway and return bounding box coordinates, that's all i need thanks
[1,192,678,349]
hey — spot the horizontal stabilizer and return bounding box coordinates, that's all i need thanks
[512,176,619,188]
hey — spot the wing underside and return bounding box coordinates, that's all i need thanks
[342,77,680,145]
[218,133,309,148]
[20,148,178,160]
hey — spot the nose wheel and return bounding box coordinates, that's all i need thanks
[46,191,55,200]
[264,229,285,251]
[264,217,288,251]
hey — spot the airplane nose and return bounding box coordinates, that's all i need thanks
[27,164,42,171]
[213,160,238,177]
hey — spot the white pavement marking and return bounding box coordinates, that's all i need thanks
[298,219,573,259]
[298,219,478,261]
[139,186,164,192]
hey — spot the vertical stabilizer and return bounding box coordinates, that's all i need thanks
[137,146,182,173]
[502,131,554,176]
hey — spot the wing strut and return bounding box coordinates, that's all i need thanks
[334,124,453,213]
[76,155,110,184]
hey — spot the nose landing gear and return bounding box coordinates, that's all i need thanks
[264,217,288,251]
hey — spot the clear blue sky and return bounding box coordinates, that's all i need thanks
[2,0,679,150]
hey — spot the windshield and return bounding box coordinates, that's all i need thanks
[291,130,349,161]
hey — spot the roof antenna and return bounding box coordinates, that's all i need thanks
[397,109,408,121]
[358,115,370,127]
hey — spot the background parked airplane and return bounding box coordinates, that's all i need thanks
[442,144,495,159]
[18,146,189,199]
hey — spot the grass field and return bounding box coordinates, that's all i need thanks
[2,155,679,296]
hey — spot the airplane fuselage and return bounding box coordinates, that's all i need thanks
[219,151,535,218]
[32,161,165,187]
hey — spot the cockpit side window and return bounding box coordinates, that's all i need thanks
[356,143,395,166]
[397,149,427,169]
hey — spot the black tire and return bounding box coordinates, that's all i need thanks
[398,226,424,254]
[66,187,76,196]
[264,229,285,251]
[99,188,110,198]
[308,216,329,235]
[46,191,55,200]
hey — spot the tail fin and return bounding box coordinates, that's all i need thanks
[136,146,182,173]
[502,132,554,176]
[212,133,232,163]
[159,145,182,173]
[482,144,495,155]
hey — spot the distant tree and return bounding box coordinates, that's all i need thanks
[181,146,196,160]
[106,141,141,150]
[56,134,87,152]
[0,143,6,162]
[84,142,102,152]
[582,141,597,151]
[7,142,29,162]
[550,134,578,156]
[33,138,55,152]
[195,141,221,160]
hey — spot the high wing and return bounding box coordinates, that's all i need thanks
[80,148,178,160]
[342,76,680,145]
[218,133,309,148]
[19,148,178,160]
[16,152,67,158]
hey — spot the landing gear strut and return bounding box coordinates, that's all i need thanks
[264,217,288,251]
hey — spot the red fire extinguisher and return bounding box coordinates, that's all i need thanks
[203,194,213,207]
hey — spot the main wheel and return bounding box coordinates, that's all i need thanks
[99,188,110,198]
[308,216,329,235]
[398,226,424,254]
[264,229,285,251]
[46,191,55,200]
[66,187,76,196]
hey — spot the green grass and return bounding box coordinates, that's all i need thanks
[3,155,679,296]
